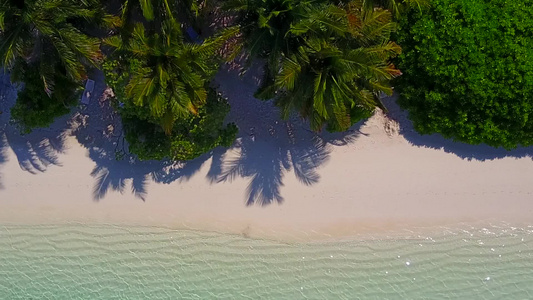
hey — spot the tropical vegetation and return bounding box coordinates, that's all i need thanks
[5,0,531,161]
[102,18,238,160]
[103,1,239,160]
[9,60,81,133]
[395,0,533,148]
[228,0,401,131]
[0,0,111,131]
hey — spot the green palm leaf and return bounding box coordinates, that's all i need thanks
[0,0,106,95]
[263,0,401,131]
[107,18,230,135]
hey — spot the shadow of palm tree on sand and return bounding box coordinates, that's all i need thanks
[207,64,364,205]
[69,71,213,201]
[0,72,67,188]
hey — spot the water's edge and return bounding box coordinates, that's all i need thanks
[1,223,532,299]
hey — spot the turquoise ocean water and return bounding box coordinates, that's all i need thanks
[1,224,532,299]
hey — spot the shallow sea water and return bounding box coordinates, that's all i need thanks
[1,224,532,299]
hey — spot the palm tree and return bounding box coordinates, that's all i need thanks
[224,0,319,96]
[224,0,312,60]
[119,0,203,26]
[105,19,237,134]
[118,0,205,50]
[262,1,401,131]
[0,0,106,96]
[120,0,174,26]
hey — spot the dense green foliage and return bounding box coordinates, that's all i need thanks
[103,33,237,160]
[99,0,241,161]
[230,0,401,131]
[106,19,237,134]
[121,90,237,161]
[104,57,237,160]
[0,0,106,90]
[225,0,311,71]
[396,0,533,148]
[10,61,80,133]
[18,0,533,161]
[0,0,110,131]
[121,0,173,22]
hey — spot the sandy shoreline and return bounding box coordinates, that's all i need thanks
[1,67,533,241]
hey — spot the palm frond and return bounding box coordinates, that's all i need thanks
[312,71,328,118]
[0,11,5,30]
[125,69,154,107]
[139,0,155,20]
[223,0,251,11]
[0,24,27,68]
[276,56,301,90]
[39,57,56,97]
[195,26,240,57]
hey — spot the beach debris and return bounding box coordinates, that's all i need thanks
[103,87,115,98]
[384,117,399,136]
[249,127,255,141]
[286,121,296,144]
[269,125,275,136]
[104,124,115,138]
[374,108,399,136]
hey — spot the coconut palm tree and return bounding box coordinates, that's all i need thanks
[224,0,320,97]
[119,0,182,32]
[262,1,401,131]
[224,0,313,60]
[118,0,174,49]
[0,0,106,95]
[119,0,203,25]
[118,0,205,50]
[105,19,237,134]
[121,0,173,22]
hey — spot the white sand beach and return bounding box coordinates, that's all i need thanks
[1,67,533,241]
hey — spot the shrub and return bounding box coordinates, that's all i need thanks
[395,0,533,148]
[103,59,237,161]
[122,90,238,161]
[10,62,80,134]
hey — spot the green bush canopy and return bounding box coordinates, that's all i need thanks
[10,61,80,134]
[395,0,533,148]
[103,56,237,161]
[120,89,237,161]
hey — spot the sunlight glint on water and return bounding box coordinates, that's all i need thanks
[1,224,532,299]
